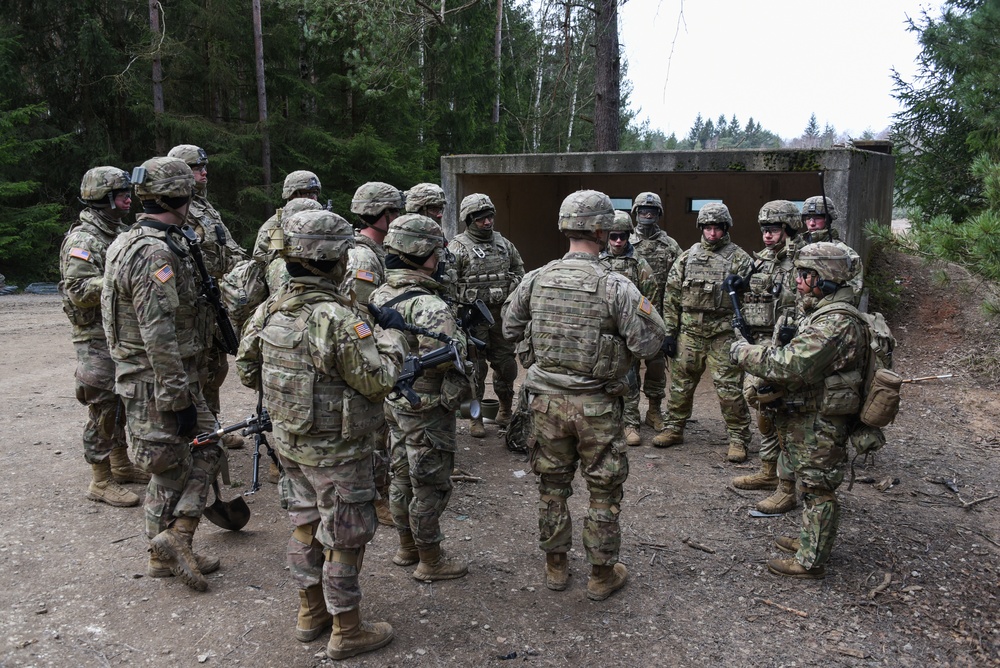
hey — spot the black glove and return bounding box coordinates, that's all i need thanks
[367,302,408,332]
[723,274,745,293]
[661,335,677,359]
[777,323,797,346]
[173,403,199,437]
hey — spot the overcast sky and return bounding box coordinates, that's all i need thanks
[619,0,945,140]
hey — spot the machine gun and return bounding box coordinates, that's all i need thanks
[181,225,241,355]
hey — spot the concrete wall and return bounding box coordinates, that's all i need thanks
[441,148,894,271]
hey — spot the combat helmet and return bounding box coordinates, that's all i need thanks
[167,144,208,168]
[282,171,322,200]
[79,167,131,209]
[794,241,852,285]
[280,210,355,263]
[350,181,403,218]
[459,193,495,224]
[697,202,733,229]
[758,200,802,233]
[283,197,324,218]
[132,157,194,201]
[405,183,447,213]
[801,196,838,223]
[608,210,634,233]
[558,190,615,234]
[384,214,445,260]
[631,192,663,218]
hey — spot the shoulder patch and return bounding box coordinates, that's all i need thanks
[356,269,375,283]
[154,264,174,283]
[638,296,653,315]
[353,321,373,339]
[69,247,91,261]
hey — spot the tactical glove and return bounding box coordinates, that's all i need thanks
[661,335,677,359]
[174,403,199,437]
[367,303,408,332]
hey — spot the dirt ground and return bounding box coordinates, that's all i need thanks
[1,250,999,667]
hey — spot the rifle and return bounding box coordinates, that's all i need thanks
[189,400,277,495]
[181,225,241,355]
[724,275,756,344]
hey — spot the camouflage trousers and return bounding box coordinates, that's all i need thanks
[385,403,456,548]
[372,421,390,500]
[664,329,751,445]
[279,452,376,614]
[529,392,628,566]
[121,380,223,538]
[202,345,229,417]
[775,410,849,569]
[759,408,795,481]
[623,362,641,428]
[470,315,518,404]
[73,340,125,464]
[639,349,666,402]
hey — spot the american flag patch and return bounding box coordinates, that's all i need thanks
[69,247,91,261]
[354,321,373,339]
[356,269,375,283]
[638,296,652,315]
[154,264,174,283]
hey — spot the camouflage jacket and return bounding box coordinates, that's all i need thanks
[187,195,247,279]
[631,227,682,313]
[58,208,128,343]
[503,251,666,394]
[102,218,209,412]
[733,286,866,406]
[599,244,658,303]
[797,228,864,303]
[663,235,754,339]
[743,244,797,338]
[236,276,407,467]
[254,211,282,264]
[449,230,525,307]
[342,234,386,307]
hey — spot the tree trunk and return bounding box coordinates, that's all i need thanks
[148,0,166,154]
[492,0,502,129]
[593,0,619,151]
[251,0,272,190]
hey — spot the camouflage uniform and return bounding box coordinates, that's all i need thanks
[798,196,864,303]
[503,191,665,595]
[661,204,754,452]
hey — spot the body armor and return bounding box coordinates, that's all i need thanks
[680,242,741,313]
[743,247,795,333]
[59,209,123,342]
[450,232,517,306]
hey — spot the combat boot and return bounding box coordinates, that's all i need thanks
[109,446,151,484]
[87,461,140,507]
[147,551,220,578]
[373,497,393,527]
[625,426,642,447]
[756,479,797,515]
[413,544,468,581]
[732,460,778,490]
[150,516,208,592]
[267,459,281,484]
[326,608,394,660]
[295,584,333,642]
[774,535,800,554]
[643,399,664,431]
[727,441,748,463]
[495,395,513,427]
[470,417,486,438]
[652,429,683,448]
[545,553,568,591]
[221,432,244,449]
[586,563,628,601]
[767,557,825,579]
[392,532,419,567]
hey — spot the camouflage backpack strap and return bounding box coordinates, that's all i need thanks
[381,289,431,310]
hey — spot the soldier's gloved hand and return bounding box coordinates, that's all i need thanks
[729,339,749,364]
[367,303,408,332]
[661,335,677,358]
[173,403,199,437]
[723,274,745,293]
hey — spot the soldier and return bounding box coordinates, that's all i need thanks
[102,157,223,591]
[730,201,802,514]
[346,182,404,526]
[236,210,407,659]
[167,144,248,450]
[370,214,474,582]
[654,202,755,462]
[600,210,658,446]
[59,166,148,508]
[799,196,863,302]
[404,183,446,224]
[630,192,682,431]
[730,243,867,578]
[450,193,525,438]
[503,190,666,600]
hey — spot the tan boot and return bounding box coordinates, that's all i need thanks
[643,399,664,431]
[150,516,208,592]
[326,608,394,660]
[470,417,486,438]
[109,447,150,484]
[413,544,468,582]
[221,432,245,450]
[587,563,628,601]
[495,396,513,427]
[545,553,569,591]
[652,429,682,448]
[393,532,419,567]
[625,426,642,447]
[767,557,825,579]
[727,441,748,463]
[87,461,140,507]
[732,460,778,490]
[774,535,800,554]
[756,479,797,514]
[147,551,220,578]
[374,497,393,527]
[295,584,333,642]
[267,459,281,484]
